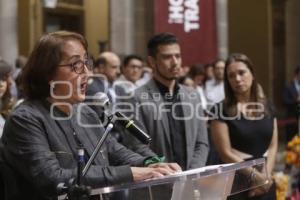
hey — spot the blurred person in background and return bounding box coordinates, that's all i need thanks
[86,51,122,104]
[0,59,15,138]
[13,55,27,80]
[14,56,28,100]
[178,76,194,88]
[99,52,121,88]
[210,53,277,200]
[85,52,127,134]
[177,65,193,87]
[188,63,208,112]
[179,65,190,77]
[117,54,146,93]
[204,62,215,82]
[140,64,153,85]
[92,57,106,75]
[205,59,225,106]
[283,64,300,142]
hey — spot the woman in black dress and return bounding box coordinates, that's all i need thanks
[210,53,277,199]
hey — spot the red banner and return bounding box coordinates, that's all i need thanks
[154,0,217,66]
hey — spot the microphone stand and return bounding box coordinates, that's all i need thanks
[82,122,114,176]
[59,122,115,200]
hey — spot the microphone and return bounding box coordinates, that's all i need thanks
[113,111,152,144]
[92,92,152,144]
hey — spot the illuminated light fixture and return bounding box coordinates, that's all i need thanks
[42,0,58,8]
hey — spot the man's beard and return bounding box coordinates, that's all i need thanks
[155,64,178,81]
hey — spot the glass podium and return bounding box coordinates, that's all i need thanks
[58,158,269,200]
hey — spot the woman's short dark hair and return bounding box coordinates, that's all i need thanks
[21,31,88,100]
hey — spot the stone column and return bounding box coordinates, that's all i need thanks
[109,0,153,58]
[0,0,18,65]
[215,0,228,59]
[110,0,135,58]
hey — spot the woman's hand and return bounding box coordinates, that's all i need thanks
[147,162,182,173]
[248,179,273,197]
[248,171,273,197]
[131,164,181,182]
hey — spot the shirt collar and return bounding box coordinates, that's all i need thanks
[153,78,180,98]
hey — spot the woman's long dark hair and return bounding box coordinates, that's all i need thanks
[223,53,270,117]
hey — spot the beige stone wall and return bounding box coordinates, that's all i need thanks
[85,0,108,57]
[110,0,135,56]
[285,0,300,80]
[18,0,43,56]
[228,0,273,98]
[215,0,228,59]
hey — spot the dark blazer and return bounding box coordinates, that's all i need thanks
[1,100,146,200]
[85,76,157,159]
[128,79,209,169]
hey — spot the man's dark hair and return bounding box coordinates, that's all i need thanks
[189,64,205,79]
[147,32,178,57]
[123,55,143,67]
[94,57,106,67]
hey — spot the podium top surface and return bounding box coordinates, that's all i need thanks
[92,158,266,195]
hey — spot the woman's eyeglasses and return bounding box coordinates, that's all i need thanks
[58,59,93,74]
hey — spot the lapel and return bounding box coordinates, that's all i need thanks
[37,100,77,155]
[146,79,171,147]
[37,101,103,165]
[179,86,193,166]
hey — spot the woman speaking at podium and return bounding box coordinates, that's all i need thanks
[210,53,277,199]
[0,31,180,200]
